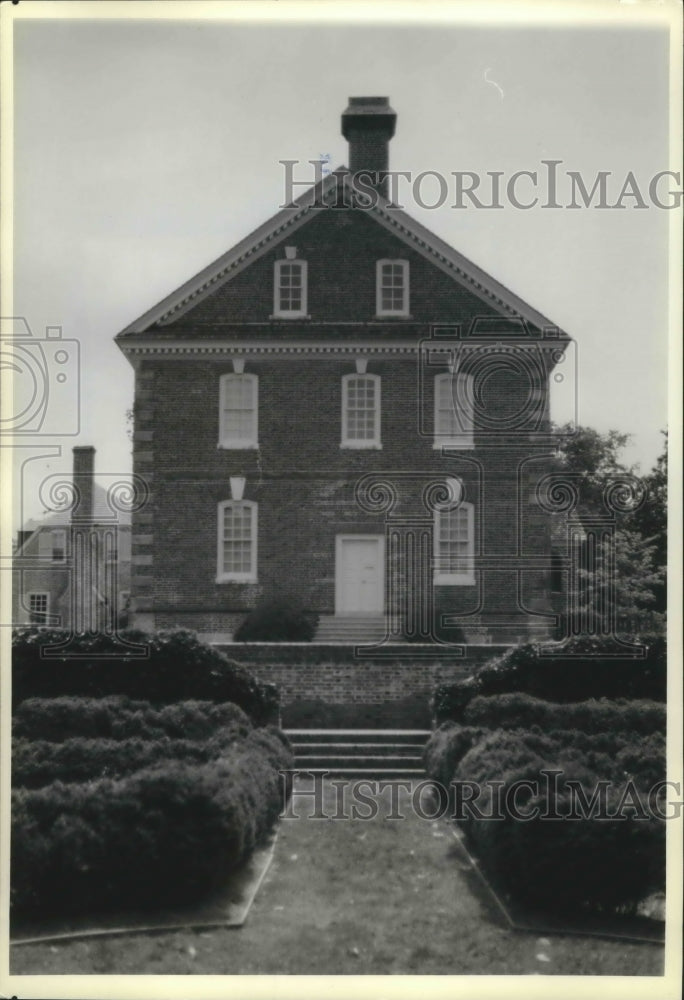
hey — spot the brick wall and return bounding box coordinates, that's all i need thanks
[214,642,504,706]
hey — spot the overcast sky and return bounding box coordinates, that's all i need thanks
[8,5,678,526]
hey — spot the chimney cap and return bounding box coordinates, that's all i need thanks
[342,96,396,138]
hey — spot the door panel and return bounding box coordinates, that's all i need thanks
[335,536,384,615]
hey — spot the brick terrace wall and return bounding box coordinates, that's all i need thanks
[215,642,504,706]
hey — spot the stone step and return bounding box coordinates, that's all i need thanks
[290,767,426,778]
[286,728,431,743]
[284,727,431,778]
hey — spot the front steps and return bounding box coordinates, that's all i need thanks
[314,615,389,644]
[284,728,431,778]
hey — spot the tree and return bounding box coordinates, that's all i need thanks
[551,424,666,639]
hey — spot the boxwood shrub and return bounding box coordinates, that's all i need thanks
[462,693,666,737]
[433,635,666,723]
[234,597,319,642]
[12,728,254,789]
[11,729,293,918]
[12,627,279,725]
[13,695,252,743]
[453,730,665,915]
[423,723,489,787]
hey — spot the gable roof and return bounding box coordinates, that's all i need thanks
[20,483,133,533]
[116,169,567,341]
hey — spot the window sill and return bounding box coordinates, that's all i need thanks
[270,313,310,320]
[340,442,383,450]
[215,576,258,585]
[374,313,411,320]
[432,441,474,451]
[217,443,259,450]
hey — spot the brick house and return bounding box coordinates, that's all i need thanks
[116,97,570,645]
[13,446,132,631]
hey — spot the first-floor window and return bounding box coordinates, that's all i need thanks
[28,592,49,624]
[434,501,475,584]
[217,500,257,582]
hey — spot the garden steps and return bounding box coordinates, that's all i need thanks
[284,727,431,778]
[313,616,388,643]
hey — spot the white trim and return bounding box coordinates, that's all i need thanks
[375,259,409,317]
[218,372,259,449]
[341,372,382,449]
[216,499,258,583]
[273,258,308,318]
[433,371,474,450]
[433,501,475,585]
[335,534,385,615]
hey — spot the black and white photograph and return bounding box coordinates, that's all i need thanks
[1,1,681,996]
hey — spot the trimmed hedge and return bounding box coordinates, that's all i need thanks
[12,628,279,725]
[11,730,293,918]
[462,693,666,737]
[453,730,665,915]
[234,597,319,642]
[12,729,253,788]
[425,722,665,791]
[13,696,252,743]
[423,723,489,788]
[433,635,666,723]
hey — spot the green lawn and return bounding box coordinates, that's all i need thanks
[11,779,664,975]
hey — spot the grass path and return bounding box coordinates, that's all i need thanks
[11,779,663,975]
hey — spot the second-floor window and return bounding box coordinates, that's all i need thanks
[217,500,257,582]
[376,259,409,317]
[274,259,307,318]
[341,373,381,448]
[219,373,258,449]
[434,371,474,449]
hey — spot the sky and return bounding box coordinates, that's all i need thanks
[6,3,678,527]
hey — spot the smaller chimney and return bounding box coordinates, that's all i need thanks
[341,96,396,199]
[72,446,95,522]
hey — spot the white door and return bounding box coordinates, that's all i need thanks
[335,536,384,615]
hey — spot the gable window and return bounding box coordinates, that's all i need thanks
[274,259,307,318]
[219,373,258,449]
[376,260,409,317]
[434,371,474,449]
[28,592,49,625]
[217,500,257,582]
[341,373,381,448]
[434,500,475,585]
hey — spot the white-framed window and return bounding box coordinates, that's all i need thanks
[434,500,475,585]
[28,592,49,625]
[51,529,66,562]
[217,500,257,582]
[341,373,381,448]
[219,373,258,449]
[274,259,308,318]
[376,259,409,317]
[434,371,474,449]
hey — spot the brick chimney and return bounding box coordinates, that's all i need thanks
[341,96,396,200]
[72,445,95,522]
